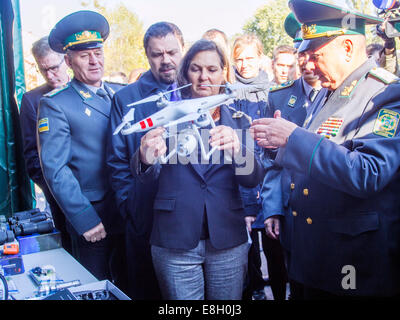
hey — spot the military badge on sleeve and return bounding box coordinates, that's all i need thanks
[38,118,49,133]
[373,109,400,138]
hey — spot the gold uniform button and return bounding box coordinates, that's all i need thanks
[290,183,295,190]
[303,188,309,196]
[306,218,313,225]
[292,211,297,217]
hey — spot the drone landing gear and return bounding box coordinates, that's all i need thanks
[158,112,219,164]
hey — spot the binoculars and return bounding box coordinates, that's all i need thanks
[5,209,54,238]
[12,220,54,237]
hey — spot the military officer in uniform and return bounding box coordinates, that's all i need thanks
[38,11,127,289]
[20,36,72,253]
[107,22,184,299]
[260,12,328,300]
[253,0,400,298]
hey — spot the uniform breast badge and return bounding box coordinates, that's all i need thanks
[288,95,297,107]
[85,108,92,117]
[316,117,344,139]
[373,108,400,138]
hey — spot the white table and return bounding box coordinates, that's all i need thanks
[8,248,98,300]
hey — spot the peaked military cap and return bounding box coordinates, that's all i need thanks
[284,12,302,49]
[289,0,383,53]
[49,10,109,53]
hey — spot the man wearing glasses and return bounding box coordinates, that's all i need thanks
[20,35,71,253]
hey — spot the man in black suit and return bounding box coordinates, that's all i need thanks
[107,21,185,300]
[19,35,71,253]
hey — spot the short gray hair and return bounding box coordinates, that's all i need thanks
[32,36,63,61]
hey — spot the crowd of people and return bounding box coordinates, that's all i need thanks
[19,0,400,300]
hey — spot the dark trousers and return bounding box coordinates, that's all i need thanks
[244,229,288,300]
[302,286,400,300]
[125,217,161,300]
[285,250,305,300]
[39,181,72,254]
[69,226,128,293]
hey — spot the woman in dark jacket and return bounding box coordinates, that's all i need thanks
[132,39,265,300]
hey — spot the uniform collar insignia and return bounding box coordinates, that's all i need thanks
[79,90,92,99]
[340,80,359,97]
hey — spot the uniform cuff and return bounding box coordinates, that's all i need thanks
[68,205,102,235]
[275,127,325,175]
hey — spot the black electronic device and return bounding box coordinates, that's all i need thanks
[73,289,119,300]
[0,230,15,246]
[8,208,40,224]
[8,213,48,226]
[12,220,54,237]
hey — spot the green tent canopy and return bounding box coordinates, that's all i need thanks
[0,0,32,218]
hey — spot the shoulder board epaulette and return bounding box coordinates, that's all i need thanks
[368,67,399,84]
[43,84,69,97]
[269,80,295,92]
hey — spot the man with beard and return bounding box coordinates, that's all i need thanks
[253,0,400,299]
[107,22,184,300]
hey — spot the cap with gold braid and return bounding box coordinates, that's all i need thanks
[49,10,109,54]
[289,0,383,53]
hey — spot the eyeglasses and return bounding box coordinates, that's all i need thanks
[38,58,65,75]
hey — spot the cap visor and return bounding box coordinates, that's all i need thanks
[68,42,103,51]
[297,37,336,53]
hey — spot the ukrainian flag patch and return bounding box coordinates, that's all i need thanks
[373,109,399,138]
[38,118,49,133]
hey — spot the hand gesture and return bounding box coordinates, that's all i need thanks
[139,127,167,165]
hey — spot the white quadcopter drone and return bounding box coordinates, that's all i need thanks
[113,83,257,163]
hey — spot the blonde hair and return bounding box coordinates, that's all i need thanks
[232,34,264,61]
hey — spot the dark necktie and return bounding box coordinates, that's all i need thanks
[168,83,179,101]
[309,88,319,102]
[97,87,111,103]
[304,90,330,129]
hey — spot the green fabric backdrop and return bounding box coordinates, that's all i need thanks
[0,0,33,218]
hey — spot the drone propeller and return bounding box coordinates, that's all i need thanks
[113,108,135,135]
[201,82,266,91]
[127,83,192,107]
[201,82,268,91]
